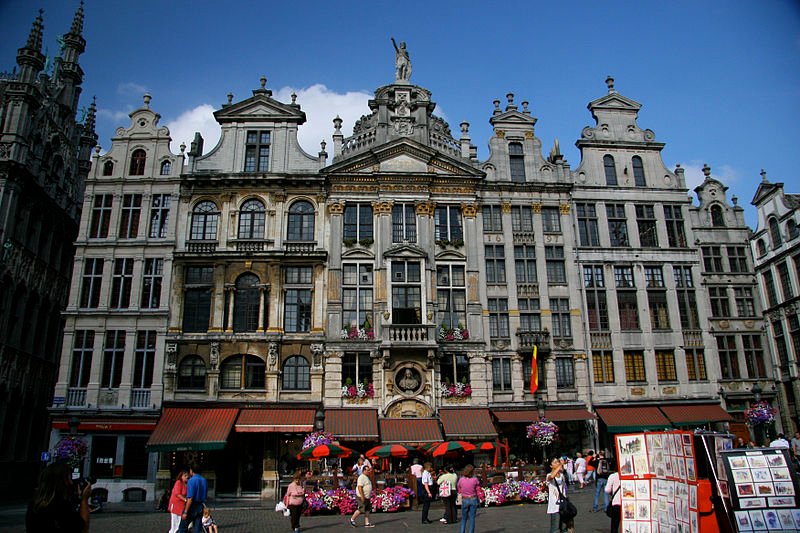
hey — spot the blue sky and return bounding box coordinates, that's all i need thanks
[2,0,799,228]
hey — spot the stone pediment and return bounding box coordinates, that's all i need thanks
[751,180,782,206]
[589,92,642,112]
[341,247,375,260]
[489,109,537,127]
[434,249,466,261]
[384,242,428,259]
[214,94,306,124]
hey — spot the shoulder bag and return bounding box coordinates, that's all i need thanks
[553,478,578,521]
[606,484,620,518]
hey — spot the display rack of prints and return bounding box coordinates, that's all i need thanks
[616,430,700,533]
[720,448,800,532]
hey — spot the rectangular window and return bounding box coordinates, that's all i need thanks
[435,205,463,243]
[774,320,790,375]
[342,352,373,387]
[584,266,609,331]
[343,203,374,242]
[576,203,600,247]
[648,290,670,330]
[140,258,163,309]
[763,271,778,307]
[80,258,104,308]
[615,266,635,288]
[674,266,699,329]
[89,194,113,238]
[734,287,756,317]
[777,261,794,299]
[511,206,533,233]
[244,130,270,172]
[607,204,629,247]
[545,245,566,284]
[742,335,766,379]
[555,357,575,388]
[541,206,561,233]
[342,263,374,332]
[709,287,730,318]
[488,298,510,338]
[509,143,526,182]
[485,245,507,284]
[110,258,134,309]
[715,335,740,379]
[392,203,417,243]
[182,265,213,333]
[702,246,724,273]
[492,357,512,391]
[550,298,572,338]
[118,194,142,239]
[523,353,547,391]
[101,330,125,388]
[133,330,156,388]
[437,264,466,330]
[664,205,687,248]
[514,245,537,283]
[440,353,470,385]
[655,351,677,381]
[69,331,94,387]
[519,298,541,331]
[391,261,422,324]
[148,194,171,238]
[482,205,503,233]
[624,351,646,383]
[685,349,707,381]
[592,350,615,384]
[284,266,313,333]
[636,205,658,247]
[727,246,749,273]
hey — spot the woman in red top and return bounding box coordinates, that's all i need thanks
[168,471,189,533]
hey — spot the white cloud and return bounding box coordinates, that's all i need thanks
[679,161,740,191]
[164,105,219,154]
[118,82,148,97]
[96,107,130,124]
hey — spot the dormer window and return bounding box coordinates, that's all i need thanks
[102,161,114,176]
[603,155,617,185]
[509,142,525,182]
[160,161,171,175]
[129,149,146,176]
[711,205,725,227]
[244,130,270,172]
[632,156,646,187]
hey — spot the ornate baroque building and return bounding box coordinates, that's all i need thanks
[49,48,777,501]
[0,6,96,498]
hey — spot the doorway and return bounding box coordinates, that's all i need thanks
[216,433,264,496]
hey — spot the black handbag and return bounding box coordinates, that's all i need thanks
[606,485,620,518]
[553,479,578,521]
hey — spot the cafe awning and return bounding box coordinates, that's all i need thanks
[491,409,540,423]
[659,403,733,426]
[146,408,238,451]
[235,408,316,433]
[379,418,443,444]
[325,408,379,441]
[595,406,671,433]
[439,408,497,439]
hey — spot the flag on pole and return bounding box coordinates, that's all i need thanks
[530,344,538,395]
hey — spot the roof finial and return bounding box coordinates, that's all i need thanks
[70,1,85,36]
[760,168,767,182]
[291,92,297,105]
[505,93,517,111]
[702,163,711,178]
[521,101,530,115]
[606,76,615,94]
[143,93,151,108]
[260,75,267,89]
[227,93,233,105]
[26,10,45,52]
[333,115,343,135]
[492,99,501,115]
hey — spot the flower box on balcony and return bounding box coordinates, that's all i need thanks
[342,379,375,400]
[440,381,472,399]
[340,327,375,340]
[438,324,469,341]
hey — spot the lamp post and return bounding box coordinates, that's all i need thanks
[537,397,546,465]
[751,383,764,446]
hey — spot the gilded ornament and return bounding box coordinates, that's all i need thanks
[531,202,542,214]
[559,203,571,214]
[501,202,512,214]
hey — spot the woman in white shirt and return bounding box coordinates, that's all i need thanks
[547,457,572,533]
[604,468,621,533]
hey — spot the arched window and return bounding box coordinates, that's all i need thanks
[102,161,114,176]
[603,155,617,185]
[129,149,146,175]
[160,160,171,175]
[282,355,310,390]
[287,201,315,241]
[190,201,219,240]
[769,217,783,248]
[632,156,646,187]
[788,220,799,241]
[177,355,207,390]
[238,199,266,239]
[756,239,766,257]
[508,142,525,182]
[711,205,725,227]
[233,273,260,332]
[221,354,265,389]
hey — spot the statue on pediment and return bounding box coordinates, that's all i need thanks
[391,38,412,83]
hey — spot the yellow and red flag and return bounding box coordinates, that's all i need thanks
[530,345,538,395]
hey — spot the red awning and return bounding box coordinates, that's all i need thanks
[52,418,157,432]
[659,403,733,426]
[379,418,443,444]
[146,408,238,451]
[595,406,671,432]
[325,409,379,440]
[439,408,497,439]
[545,409,596,422]
[235,408,316,433]
[491,409,540,423]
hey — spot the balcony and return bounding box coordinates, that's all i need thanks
[186,240,218,253]
[284,241,318,254]
[234,239,270,252]
[130,389,151,409]
[516,330,550,349]
[66,387,86,407]
[683,329,703,347]
[383,324,436,344]
[590,331,612,349]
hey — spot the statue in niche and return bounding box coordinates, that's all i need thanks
[391,38,412,82]
[397,367,421,392]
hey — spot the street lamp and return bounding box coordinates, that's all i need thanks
[537,397,547,465]
[751,383,764,446]
[752,383,762,402]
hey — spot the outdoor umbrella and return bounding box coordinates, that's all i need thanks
[297,443,359,460]
[365,444,417,459]
[477,441,496,452]
[429,440,476,457]
[417,442,441,454]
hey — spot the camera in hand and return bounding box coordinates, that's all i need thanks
[78,476,97,491]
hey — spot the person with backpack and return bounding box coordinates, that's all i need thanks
[592,452,611,512]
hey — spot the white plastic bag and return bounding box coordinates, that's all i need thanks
[283,508,291,517]
[275,501,287,513]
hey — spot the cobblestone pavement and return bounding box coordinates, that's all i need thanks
[3,484,612,532]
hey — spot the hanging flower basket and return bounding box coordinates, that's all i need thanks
[526,418,559,447]
[302,430,334,450]
[53,436,88,467]
[744,401,776,426]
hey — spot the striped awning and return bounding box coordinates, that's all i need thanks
[595,406,672,433]
[491,409,540,423]
[53,418,157,432]
[235,408,316,433]
[379,418,443,444]
[325,409,379,441]
[659,403,733,426]
[545,409,596,422]
[146,408,238,451]
[439,408,497,439]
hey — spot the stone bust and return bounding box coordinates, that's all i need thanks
[397,367,421,392]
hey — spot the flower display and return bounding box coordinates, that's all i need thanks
[744,400,777,426]
[303,486,414,515]
[526,418,559,447]
[301,430,334,450]
[53,436,88,466]
[341,379,375,399]
[440,381,472,399]
[340,326,375,340]
[438,323,469,341]
[477,479,545,507]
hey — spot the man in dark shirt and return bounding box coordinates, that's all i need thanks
[178,462,208,533]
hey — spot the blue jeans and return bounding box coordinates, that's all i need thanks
[593,477,608,511]
[459,496,478,533]
[177,501,204,533]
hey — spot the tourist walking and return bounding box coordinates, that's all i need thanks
[605,466,621,533]
[285,470,306,533]
[547,457,573,533]
[592,452,611,512]
[585,451,596,485]
[420,462,434,524]
[350,464,375,528]
[178,462,207,533]
[574,452,586,489]
[168,470,189,533]
[457,464,480,533]
[437,464,458,524]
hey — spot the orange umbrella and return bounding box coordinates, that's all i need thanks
[477,441,496,452]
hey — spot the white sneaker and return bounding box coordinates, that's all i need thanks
[440,518,447,523]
